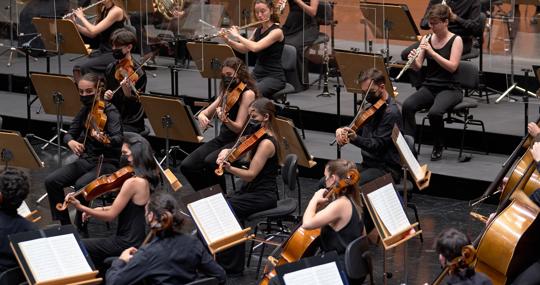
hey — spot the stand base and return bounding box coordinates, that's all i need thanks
[160,146,189,167]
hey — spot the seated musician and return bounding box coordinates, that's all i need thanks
[69,0,126,81]
[0,168,37,272]
[335,68,402,185]
[215,97,280,275]
[65,132,160,274]
[402,4,463,161]
[431,228,492,285]
[220,0,286,99]
[180,57,258,191]
[302,159,365,285]
[105,192,226,285]
[103,28,147,134]
[44,72,122,230]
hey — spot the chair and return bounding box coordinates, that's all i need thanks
[344,236,374,285]
[417,61,487,162]
[185,277,219,285]
[0,267,25,285]
[246,154,300,277]
[273,44,305,139]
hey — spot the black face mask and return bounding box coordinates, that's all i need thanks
[80,95,95,107]
[222,76,238,91]
[365,90,380,105]
[112,48,126,60]
[119,155,130,167]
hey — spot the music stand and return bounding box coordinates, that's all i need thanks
[31,72,79,167]
[139,94,203,167]
[274,116,316,169]
[213,0,253,26]
[0,130,44,170]
[359,2,419,63]
[31,18,91,73]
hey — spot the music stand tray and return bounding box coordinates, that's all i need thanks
[0,130,44,169]
[359,2,419,42]
[186,42,236,79]
[31,18,91,55]
[31,72,81,117]
[274,116,316,169]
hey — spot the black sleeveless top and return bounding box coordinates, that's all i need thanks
[424,34,458,89]
[98,5,124,52]
[253,24,285,81]
[320,198,364,255]
[239,134,279,194]
[218,86,249,141]
[116,199,146,246]
[282,0,318,36]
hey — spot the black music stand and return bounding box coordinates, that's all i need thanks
[359,2,419,64]
[139,94,203,167]
[0,129,44,170]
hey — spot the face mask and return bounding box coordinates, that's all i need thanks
[222,76,238,91]
[365,90,380,105]
[112,48,126,60]
[119,154,130,167]
[80,95,95,107]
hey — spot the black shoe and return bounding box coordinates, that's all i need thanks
[431,146,443,161]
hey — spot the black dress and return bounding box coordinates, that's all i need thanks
[253,24,285,98]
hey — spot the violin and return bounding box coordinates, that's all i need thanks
[56,166,134,211]
[84,82,111,145]
[215,126,267,176]
[112,57,149,100]
[259,168,360,285]
[222,81,246,114]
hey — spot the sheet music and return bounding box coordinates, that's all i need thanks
[283,262,344,285]
[18,234,91,282]
[17,201,32,218]
[395,132,424,181]
[188,193,242,244]
[367,183,411,236]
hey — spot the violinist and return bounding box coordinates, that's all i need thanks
[180,57,258,191]
[220,0,285,99]
[70,0,126,81]
[65,132,160,274]
[105,192,226,285]
[335,68,402,185]
[44,72,122,230]
[301,159,365,285]
[103,28,147,134]
[402,4,463,161]
[215,97,279,275]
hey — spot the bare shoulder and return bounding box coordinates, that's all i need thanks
[122,176,148,190]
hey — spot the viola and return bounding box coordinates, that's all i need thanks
[115,58,139,84]
[259,169,360,285]
[56,166,134,211]
[141,211,173,246]
[215,126,267,176]
[84,84,111,145]
[222,81,246,114]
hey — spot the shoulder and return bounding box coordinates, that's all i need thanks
[241,89,256,102]
[122,176,149,192]
[105,103,120,113]
[108,6,124,19]
[384,99,402,119]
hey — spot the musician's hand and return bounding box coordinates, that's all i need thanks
[312,188,329,205]
[419,41,433,56]
[198,113,210,129]
[104,90,114,101]
[172,9,185,18]
[82,212,92,222]
[216,148,230,164]
[342,127,356,141]
[335,128,349,145]
[119,247,138,263]
[528,122,540,137]
[65,192,81,207]
[219,28,229,40]
[531,142,540,163]
[68,140,85,156]
[486,212,496,225]
[448,7,457,22]
[216,107,229,123]
[228,26,240,38]
[74,7,85,19]
[91,129,109,144]
[221,161,231,171]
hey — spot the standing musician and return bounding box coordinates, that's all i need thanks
[402,4,463,161]
[69,0,126,81]
[180,57,258,191]
[65,132,160,274]
[44,72,122,229]
[220,0,285,99]
[105,192,226,284]
[335,68,402,185]
[103,28,147,134]
[215,97,280,275]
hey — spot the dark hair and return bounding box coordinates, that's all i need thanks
[427,4,450,22]
[110,28,137,46]
[253,0,281,23]
[358,68,386,86]
[435,228,470,261]
[123,132,160,190]
[220,57,259,97]
[325,159,361,207]
[0,167,30,213]
[249,97,279,159]
[146,192,185,236]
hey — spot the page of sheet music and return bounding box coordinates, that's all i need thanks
[17,201,31,218]
[367,183,411,236]
[283,262,344,285]
[396,132,424,181]
[189,193,242,244]
[19,238,64,282]
[48,234,92,276]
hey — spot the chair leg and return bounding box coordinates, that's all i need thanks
[296,179,302,216]
[407,202,423,243]
[417,117,428,154]
[247,223,259,267]
[458,118,468,160]
[479,120,488,154]
[255,241,267,279]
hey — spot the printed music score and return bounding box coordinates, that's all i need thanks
[367,183,411,236]
[283,262,344,285]
[395,131,425,181]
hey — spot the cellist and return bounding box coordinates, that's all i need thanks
[334,68,402,185]
[44,72,122,231]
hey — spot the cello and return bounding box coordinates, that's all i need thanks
[259,168,361,285]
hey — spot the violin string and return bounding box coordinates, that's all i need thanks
[112,56,154,95]
[82,79,101,147]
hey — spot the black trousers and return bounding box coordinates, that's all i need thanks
[284,27,319,90]
[74,50,115,77]
[44,158,117,225]
[256,76,286,99]
[402,86,463,147]
[511,260,540,285]
[83,237,131,276]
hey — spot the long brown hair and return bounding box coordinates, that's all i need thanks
[325,159,361,210]
[220,57,259,97]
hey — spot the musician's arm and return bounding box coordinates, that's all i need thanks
[225,139,274,182]
[293,0,319,17]
[419,0,437,30]
[453,2,482,37]
[64,108,86,144]
[105,105,123,147]
[350,111,399,152]
[77,7,124,38]
[232,28,284,53]
[197,242,227,284]
[106,245,155,285]
[427,35,462,73]
[225,90,256,133]
[302,192,346,230]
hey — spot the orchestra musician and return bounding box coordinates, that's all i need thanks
[220,0,285,99]
[103,28,147,134]
[215,97,280,275]
[105,192,226,285]
[180,57,258,191]
[65,132,160,274]
[335,68,402,185]
[0,168,37,272]
[70,0,126,81]
[44,72,122,230]
[402,4,463,161]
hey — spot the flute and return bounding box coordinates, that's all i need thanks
[395,34,432,80]
[198,20,269,41]
[63,0,106,19]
